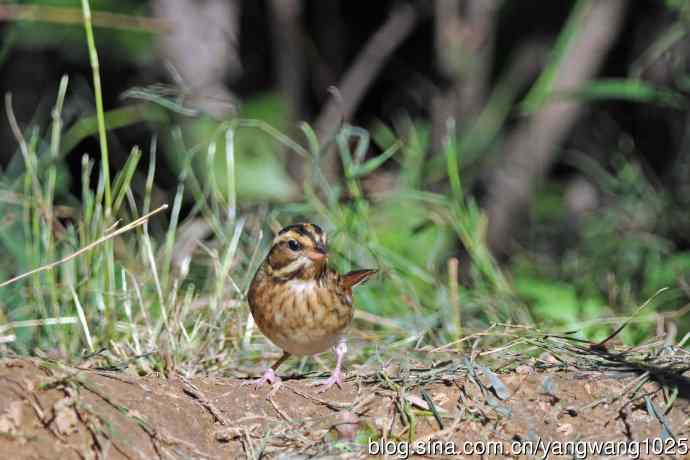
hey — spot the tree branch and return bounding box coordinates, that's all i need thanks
[484,0,627,258]
[314,3,423,148]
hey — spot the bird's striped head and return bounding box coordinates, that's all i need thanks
[266,223,328,281]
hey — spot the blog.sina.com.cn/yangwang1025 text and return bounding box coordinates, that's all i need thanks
[368,437,690,459]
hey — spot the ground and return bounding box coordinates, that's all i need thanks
[1,355,690,459]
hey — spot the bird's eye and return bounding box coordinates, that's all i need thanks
[287,240,301,251]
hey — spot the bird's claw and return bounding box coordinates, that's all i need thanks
[311,369,343,393]
[242,368,282,390]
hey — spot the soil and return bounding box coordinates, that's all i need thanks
[1,357,689,459]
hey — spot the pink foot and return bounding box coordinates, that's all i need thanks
[313,368,343,392]
[242,368,282,389]
[312,339,347,392]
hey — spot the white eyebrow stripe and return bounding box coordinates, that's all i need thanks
[272,257,307,277]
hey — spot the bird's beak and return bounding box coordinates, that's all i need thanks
[306,243,327,262]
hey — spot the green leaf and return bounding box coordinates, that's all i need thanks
[521,0,592,112]
[111,146,141,215]
[556,79,686,108]
[352,141,401,177]
[61,104,169,156]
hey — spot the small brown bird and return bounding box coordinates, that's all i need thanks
[246,223,376,390]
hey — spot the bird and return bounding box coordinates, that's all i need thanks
[246,223,376,391]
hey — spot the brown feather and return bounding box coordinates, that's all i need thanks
[341,269,377,291]
[247,224,377,365]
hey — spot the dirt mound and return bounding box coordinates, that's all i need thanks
[0,357,688,459]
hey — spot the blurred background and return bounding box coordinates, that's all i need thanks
[2,0,690,367]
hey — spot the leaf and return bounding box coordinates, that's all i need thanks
[480,365,510,400]
[542,375,556,396]
[111,146,141,215]
[352,141,401,177]
[122,85,201,116]
[404,394,447,414]
[299,122,320,159]
[521,0,592,112]
[556,79,686,108]
[645,395,676,441]
[485,394,512,418]
[61,104,168,156]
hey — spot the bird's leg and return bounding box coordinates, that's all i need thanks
[314,338,347,392]
[244,351,291,388]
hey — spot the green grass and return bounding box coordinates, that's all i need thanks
[2,0,690,377]
[0,69,521,375]
[0,82,674,376]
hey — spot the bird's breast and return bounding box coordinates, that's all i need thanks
[250,275,353,356]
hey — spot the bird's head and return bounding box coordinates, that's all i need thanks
[266,223,328,280]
